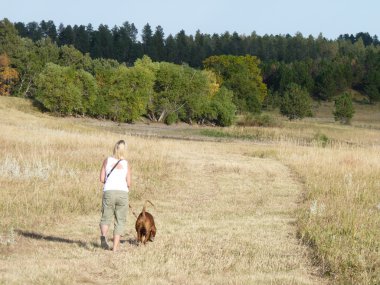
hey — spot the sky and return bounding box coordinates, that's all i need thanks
[1,0,379,40]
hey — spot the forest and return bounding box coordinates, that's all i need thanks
[1,18,380,125]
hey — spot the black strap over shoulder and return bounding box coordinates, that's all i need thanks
[105,159,122,182]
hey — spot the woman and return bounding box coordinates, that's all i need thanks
[99,140,131,252]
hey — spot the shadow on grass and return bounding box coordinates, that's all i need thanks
[16,230,99,250]
[16,230,140,249]
[121,237,139,246]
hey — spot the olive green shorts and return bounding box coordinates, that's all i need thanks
[100,190,128,236]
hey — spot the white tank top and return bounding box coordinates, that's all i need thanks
[103,157,129,192]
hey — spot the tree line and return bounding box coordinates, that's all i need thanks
[12,20,380,105]
[1,18,379,125]
[13,20,379,65]
[4,19,272,126]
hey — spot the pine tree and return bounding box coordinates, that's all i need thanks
[176,30,191,64]
[280,83,313,120]
[151,26,165,61]
[40,20,57,40]
[97,25,113,58]
[58,24,74,46]
[73,25,90,53]
[26,21,42,41]
[165,35,177,63]
[141,23,153,57]
[333,92,355,124]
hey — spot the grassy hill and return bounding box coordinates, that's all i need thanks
[0,96,379,284]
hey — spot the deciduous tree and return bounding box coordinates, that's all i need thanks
[0,53,19,96]
[35,63,84,114]
[106,64,154,122]
[203,55,267,113]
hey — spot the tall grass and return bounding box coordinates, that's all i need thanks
[1,97,379,284]
[276,143,380,284]
[201,103,380,284]
[0,98,171,230]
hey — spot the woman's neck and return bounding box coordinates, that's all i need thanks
[113,156,124,160]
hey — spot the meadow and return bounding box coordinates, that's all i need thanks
[0,96,379,284]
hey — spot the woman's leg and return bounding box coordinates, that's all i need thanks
[113,235,120,252]
[113,192,128,251]
[100,224,109,236]
[99,191,115,249]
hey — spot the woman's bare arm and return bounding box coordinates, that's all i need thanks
[99,158,107,184]
[127,164,131,188]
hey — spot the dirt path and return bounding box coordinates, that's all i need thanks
[1,140,325,284]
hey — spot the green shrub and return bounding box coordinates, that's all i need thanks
[208,87,236,126]
[104,64,155,122]
[35,63,84,115]
[333,92,355,124]
[237,113,279,127]
[280,83,313,120]
[35,63,98,116]
[263,90,282,110]
[314,131,329,147]
[199,129,233,138]
[165,112,178,125]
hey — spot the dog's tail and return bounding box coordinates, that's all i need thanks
[143,200,155,218]
[128,204,138,219]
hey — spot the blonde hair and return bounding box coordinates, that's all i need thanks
[113,140,127,159]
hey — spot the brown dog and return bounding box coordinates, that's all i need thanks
[134,200,156,245]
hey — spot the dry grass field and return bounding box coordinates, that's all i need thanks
[0,96,379,284]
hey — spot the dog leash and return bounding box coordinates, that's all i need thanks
[129,205,138,218]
